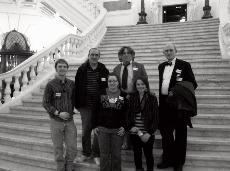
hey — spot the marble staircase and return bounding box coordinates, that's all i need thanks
[0,18,230,171]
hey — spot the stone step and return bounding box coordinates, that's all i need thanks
[198,104,230,114]
[80,58,227,66]
[1,139,230,171]
[192,114,230,125]
[196,95,230,104]
[107,23,219,33]
[188,124,230,138]
[99,40,219,48]
[101,34,219,43]
[68,65,230,76]
[27,92,230,105]
[100,48,220,55]
[107,19,219,31]
[105,28,219,38]
[0,121,50,139]
[100,54,221,61]
[7,105,230,139]
[0,144,55,171]
[100,46,220,54]
[100,36,219,46]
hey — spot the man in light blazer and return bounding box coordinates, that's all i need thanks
[113,46,148,94]
[113,46,148,150]
[157,43,197,171]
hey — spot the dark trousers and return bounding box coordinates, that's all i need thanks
[130,134,155,171]
[160,117,187,166]
[159,96,188,166]
[79,107,100,157]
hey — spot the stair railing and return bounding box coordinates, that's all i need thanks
[219,0,230,59]
[0,5,107,108]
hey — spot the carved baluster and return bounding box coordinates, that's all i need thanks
[59,43,65,57]
[21,69,29,91]
[43,55,49,70]
[13,74,21,97]
[0,80,2,105]
[4,78,12,103]
[64,40,69,57]
[72,38,77,55]
[30,65,36,84]
[36,58,44,75]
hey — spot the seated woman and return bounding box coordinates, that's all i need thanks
[127,76,159,171]
[93,73,127,171]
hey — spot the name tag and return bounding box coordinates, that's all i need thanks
[101,78,106,81]
[133,67,138,71]
[56,93,61,97]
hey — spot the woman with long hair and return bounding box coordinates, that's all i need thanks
[127,76,159,171]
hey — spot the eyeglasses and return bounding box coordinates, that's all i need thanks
[164,49,174,53]
[89,53,99,57]
[108,80,118,83]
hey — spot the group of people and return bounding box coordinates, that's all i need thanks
[43,43,197,171]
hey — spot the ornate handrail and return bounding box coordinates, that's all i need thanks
[0,5,107,108]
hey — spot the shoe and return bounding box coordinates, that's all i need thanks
[174,165,183,171]
[73,155,91,163]
[94,157,100,166]
[157,162,173,169]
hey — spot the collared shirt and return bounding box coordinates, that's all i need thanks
[161,57,176,95]
[43,77,75,122]
[120,61,134,93]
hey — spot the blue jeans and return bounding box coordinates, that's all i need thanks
[79,108,100,157]
[98,127,124,171]
[50,119,78,171]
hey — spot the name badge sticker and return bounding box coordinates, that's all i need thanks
[101,78,106,81]
[56,93,61,97]
[133,67,138,71]
[176,69,182,73]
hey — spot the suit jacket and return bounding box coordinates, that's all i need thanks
[158,58,197,99]
[158,58,197,127]
[113,61,148,93]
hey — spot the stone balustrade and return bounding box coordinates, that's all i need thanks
[0,4,107,107]
[219,0,230,59]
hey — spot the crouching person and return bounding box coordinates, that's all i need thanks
[127,76,159,171]
[43,59,78,171]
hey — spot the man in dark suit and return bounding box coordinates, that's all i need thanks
[113,46,148,94]
[157,43,197,171]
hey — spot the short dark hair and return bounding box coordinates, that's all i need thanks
[55,59,69,69]
[118,46,135,57]
[88,48,100,56]
[133,76,150,92]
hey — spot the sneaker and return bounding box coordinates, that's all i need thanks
[94,157,100,166]
[73,155,91,163]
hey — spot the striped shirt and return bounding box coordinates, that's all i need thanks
[86,67,100,107]
[134,113,147,133]
[43,77,75,122]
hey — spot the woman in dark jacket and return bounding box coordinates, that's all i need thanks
[127,76,159,171]
[93,73,127,171]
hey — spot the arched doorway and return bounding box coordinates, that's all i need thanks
[0,29,34,73]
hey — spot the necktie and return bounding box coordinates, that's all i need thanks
[122,64,128,89]
[166,61,172,66]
